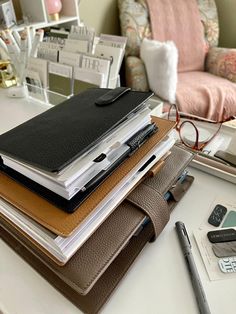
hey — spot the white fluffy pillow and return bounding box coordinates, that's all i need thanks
[140,38,178,103]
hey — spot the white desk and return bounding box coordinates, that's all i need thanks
[0,92,236,314]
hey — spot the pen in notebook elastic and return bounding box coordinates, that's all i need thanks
[80,123,158,192]
[164,170,188,201]
[174,169,188,185]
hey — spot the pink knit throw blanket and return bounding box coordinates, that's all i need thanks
[177,72,236,121]
[146,0,206,72]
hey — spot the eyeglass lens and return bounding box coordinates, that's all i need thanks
[168,105,222,151]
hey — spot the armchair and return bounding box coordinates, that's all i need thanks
[118,0,236,121]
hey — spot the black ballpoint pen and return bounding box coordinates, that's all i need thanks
[175,221,211,314]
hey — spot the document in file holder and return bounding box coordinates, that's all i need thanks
[0,88,153,172]
[1,107,152,200]
[0,131,175,264]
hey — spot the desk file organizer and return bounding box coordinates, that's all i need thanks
[0,146,194,314]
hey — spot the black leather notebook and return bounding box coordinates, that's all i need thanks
[0,123,157,213]
[0,88,153,172]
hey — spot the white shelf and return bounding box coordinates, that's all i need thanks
[13,0,80,30]
[14,16,79,31]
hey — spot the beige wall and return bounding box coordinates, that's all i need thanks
[13,1,235,47]
[215,0,236,48]
[79,0,120,36]
[12,0,120,36]
[80,0,236,46]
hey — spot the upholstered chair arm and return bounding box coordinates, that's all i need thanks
[206,47,236,83]
[125,56,149,91]
[118,0,151,57]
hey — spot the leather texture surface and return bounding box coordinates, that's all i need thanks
[0,145,194,314]
[127,185,169,240]
[0,201,146,293]
[0,88,153,172]
[0,117,175,236]
[141,145,194,195]
[0,222,154,314]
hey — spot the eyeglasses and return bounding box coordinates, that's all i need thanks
[167,104,235,151]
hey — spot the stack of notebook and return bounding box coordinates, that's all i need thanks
[0,87,195,313]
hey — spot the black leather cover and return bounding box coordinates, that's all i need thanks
[0,88,153,172]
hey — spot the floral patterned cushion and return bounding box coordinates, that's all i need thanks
[118,0,219,56]
[197,0,219,49]
[118,0,151,57]
[206,47,236,83]
[125,56,149,91]
[118,0,220,90]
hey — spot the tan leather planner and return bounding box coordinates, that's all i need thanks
[0,117,175,237]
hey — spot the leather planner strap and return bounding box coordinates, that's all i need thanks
[126,184,169,240]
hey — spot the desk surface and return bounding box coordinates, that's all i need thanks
[0,91,236,314]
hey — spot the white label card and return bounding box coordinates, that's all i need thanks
[49,62,73,78]
[27,57,48,88]
[59,51,82,67]
[64,39,89,53]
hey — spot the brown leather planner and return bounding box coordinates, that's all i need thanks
[0,117,175,237]
[0,146,194,314]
